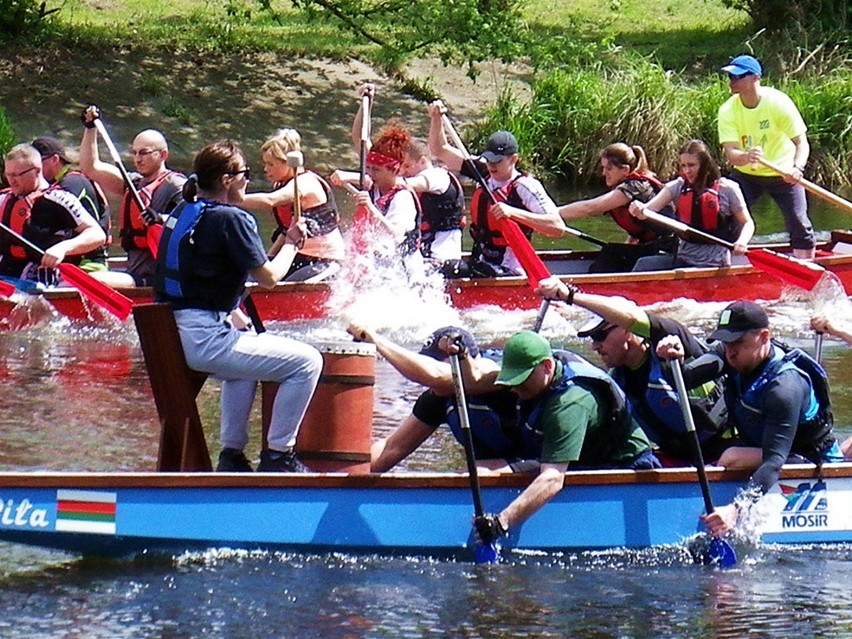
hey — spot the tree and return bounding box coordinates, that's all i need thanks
[270,0,529,75]
[722,0,850,34]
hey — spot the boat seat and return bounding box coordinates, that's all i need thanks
[132,303,212,472]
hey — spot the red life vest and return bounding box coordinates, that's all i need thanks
[120,170,178,251]
[608,173,667,243]
[0,188,46,259]
[675,180,735,243]
[469,174,533,251]
[271,171,339,238]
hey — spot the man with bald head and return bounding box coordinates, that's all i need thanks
[79,106,186,286]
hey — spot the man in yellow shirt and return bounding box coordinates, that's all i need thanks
[717,54,814,259]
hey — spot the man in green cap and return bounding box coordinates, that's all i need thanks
[474,330,660,545]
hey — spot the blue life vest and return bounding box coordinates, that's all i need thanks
[613,349,725,456]
[157,199,208,299]
[520,351,634,464]
[444,393,521,459]
[728,342,834,458]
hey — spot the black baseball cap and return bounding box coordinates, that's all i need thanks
[31,137,72,164]
[419,326,480,360]
[707,301,769,343]
[480,130,519,163]
[576,315,616,338]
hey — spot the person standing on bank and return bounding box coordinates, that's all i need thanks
[657,301,842,536]
[470,331,659,546]
[154,140,323,473]
[79,105,187,286]
[718,54,815,259]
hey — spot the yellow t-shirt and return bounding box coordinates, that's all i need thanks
[717,86,807,177]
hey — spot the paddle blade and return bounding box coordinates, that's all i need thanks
[497,219,551,288]
[474,540,499,564]
[706,537,737,568]
[58,263,133,321]
[0,280,15,298]
[747,248,824,290]
[147,223,163,259]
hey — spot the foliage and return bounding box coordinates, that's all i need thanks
[0,0,59,41]
[721,0,850,35]
[0,105,14,158]
[281,0,528,75]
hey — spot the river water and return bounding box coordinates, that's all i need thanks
[1,198,852,638]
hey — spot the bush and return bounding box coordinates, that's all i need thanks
[0,0,59,42]
[0,105,15,158]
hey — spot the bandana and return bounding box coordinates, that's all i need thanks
[366,150,400,171]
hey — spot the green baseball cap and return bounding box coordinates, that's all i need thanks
[496,331,552,386]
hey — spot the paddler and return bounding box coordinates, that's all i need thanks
[658,300,843,537]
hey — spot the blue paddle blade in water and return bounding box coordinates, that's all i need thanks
[706,538,737,568]
[474,542,499,564]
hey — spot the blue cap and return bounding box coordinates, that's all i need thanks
[721,55,762,77]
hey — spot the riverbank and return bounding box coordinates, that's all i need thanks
[0,42,529,175]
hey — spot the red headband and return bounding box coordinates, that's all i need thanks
[366,150,400,171]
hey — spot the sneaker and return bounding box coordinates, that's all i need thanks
[257,448,309,473]
[216,448,254,472]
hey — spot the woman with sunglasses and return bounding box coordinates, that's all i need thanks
[242,128,344,282]
[537,276,730,466]
[629,139,755,271]
[556,142,677,273]
[154,140,323,473]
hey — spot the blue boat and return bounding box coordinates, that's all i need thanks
[0,464,849,557]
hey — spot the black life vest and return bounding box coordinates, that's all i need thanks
[419,170,466,236]
[374,184,422,256]
[271,171,340,240]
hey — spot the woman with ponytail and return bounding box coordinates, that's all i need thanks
[154,140,322,473]
[557,143,677,272]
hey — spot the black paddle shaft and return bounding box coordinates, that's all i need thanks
[449,351,487,517]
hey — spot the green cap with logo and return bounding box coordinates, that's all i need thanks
[496,331,552,386]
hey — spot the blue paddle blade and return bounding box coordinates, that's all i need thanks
[474,542,499,564]
[706,537,737,568]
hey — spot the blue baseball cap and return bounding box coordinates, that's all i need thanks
[721,55,762,77]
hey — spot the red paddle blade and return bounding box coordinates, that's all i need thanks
[0,280,16,298]
[497,219,551,288]
[58,263,133,320]
[747,248,824,291]
[147,224,163,259]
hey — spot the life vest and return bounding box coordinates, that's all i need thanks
[608,173,668,243]
[420,170,466,241]
[612,349,726,458]
[120,170,180,252]
[374,183,422,256]
[271,171,339,240]
[444,392,521,459]
[0,187,47,260]
[727,342,834,460]
[675,180,738,243]
[520,351,635,465]
[60,168,112,245]
[157,199,208,299]
[469,174,532,265]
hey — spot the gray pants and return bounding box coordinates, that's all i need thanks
[174,309,322,452]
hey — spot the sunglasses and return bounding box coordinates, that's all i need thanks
[588,325,617,343]
[727,72,751,80]
[227,168,252,181]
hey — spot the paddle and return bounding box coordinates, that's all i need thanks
[242,293,266,334]
[448,346,499,564]
[670,358,737,568]
[92,117,163,258]
[0,221,133,320]
[814,331,824,363]
[359,92,371,190]
[438,113,552,287]
[286,151,304,225]
[757,158,852,216]
[641,209,825,290]
[0,279,15,298]
[532,299,550,333]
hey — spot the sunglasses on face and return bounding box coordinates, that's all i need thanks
[227,168,252,182]
[727,72,751,80]
[588,325,617,343]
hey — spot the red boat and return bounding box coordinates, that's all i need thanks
[3,232,852,325]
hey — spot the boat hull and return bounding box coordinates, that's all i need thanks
[3,247,851,324]
[1,464,849,557]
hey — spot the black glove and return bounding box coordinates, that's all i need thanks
[474,513,507,545]
[141,207,161,226]
[81,105,100,129]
